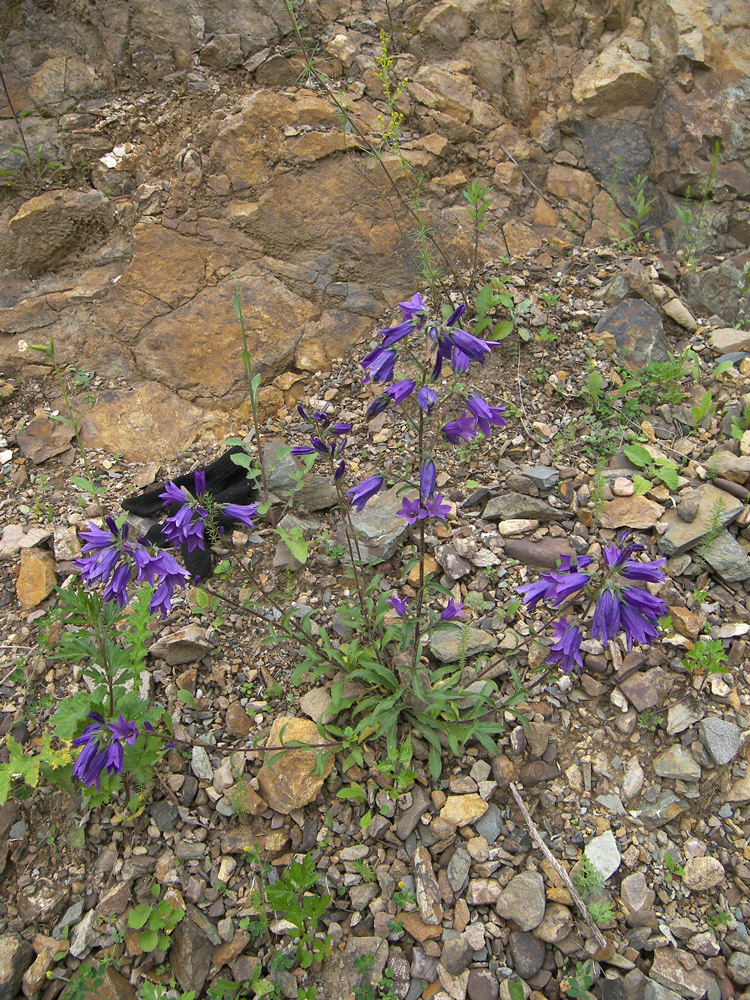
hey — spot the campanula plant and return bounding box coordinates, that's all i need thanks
[263,292,526,781]
[517,530,667,674]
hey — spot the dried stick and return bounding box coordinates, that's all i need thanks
[509,781,607,950]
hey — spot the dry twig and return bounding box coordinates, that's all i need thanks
[509,781,607,950]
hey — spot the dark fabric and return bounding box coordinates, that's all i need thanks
[122,447,257,579]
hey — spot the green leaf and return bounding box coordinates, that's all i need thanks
[276,525,309,565]
[508,979,526,1000]
[177,689,196,707]
[128,904,151,930]
[139,928,159,952]
[623,444,652,469]
[632,475,653,495]
[474,283,494,315]
[714,359,734,376]
[70,476,100,495]
[491,320,513,340]
[655,465,679,491]
[336,783,366,804]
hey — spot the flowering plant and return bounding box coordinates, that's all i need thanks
[517,531,667,674]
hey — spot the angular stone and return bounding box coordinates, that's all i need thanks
[649,946,715,998]
[170,918,213,996]
[15,411,75,464]
[439,794,489,828]
[149,625,213,665]
[483,492,564,522]
[0,935,34,1000]
[81,384,223,464]
[468,968,499,1000]
[533,902,573,944]
[618,672,661,712]
[710,328,750,354]
[727,951,750,986]
[682,857,725,892]
[622,759,645,801]
[413,845,443,926]
[15,547,56,609]
[668,607,705,640]
[496,871,546,931]
[256,717,334,814]
[346,486,410,562]
[9,189,112,272]
[509,930,546,978]
[701,530,750,582]
[653,746,701,782]
[620,873,655,914]
[584,830,621,881]
[657,485,742,556]
[429,627,497,664]
[600,496,663,530]
[466,879,502,905]
[641,791,686,829]
[400,911,443,942]
[699,717,740,766]
[17,884,70,926]
[503,536,577,569]
[596,299,670,369]
[441,936,473,976]
[572,42,658,116]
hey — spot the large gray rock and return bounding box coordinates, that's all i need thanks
[595,300,670,369]
[495,871,546,931]
[0,935,34,1000]
[699,717,741,766]
[6,190,113,273]
[657,484,743,556]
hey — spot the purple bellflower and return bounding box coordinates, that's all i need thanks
[547,619,583,674]
[72,712,140,790]
[75,517,190,616]
[160,471,258,555]
[346,475,384,512]
[420,460,436,498]
[417,386,439,414]
[388,594,408,616]
[442,598,466,620]
[466,395,507,437]
[397,496,426,524]
[442,412,478,444]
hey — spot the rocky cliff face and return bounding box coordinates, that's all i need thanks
[0,0,748,448]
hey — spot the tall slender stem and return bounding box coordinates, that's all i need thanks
[0,65,33,166]
[44,340,105,520]
[233,278,269,502]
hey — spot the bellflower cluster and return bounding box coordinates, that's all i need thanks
[75,517,189,617]
[397,459,451,524]
[72,712,141,790]
[291,406,351,481]
[160,469,259,552]
[517,531,667,673]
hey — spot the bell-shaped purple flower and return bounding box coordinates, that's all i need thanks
[466,395,507,437]
[591,588,621,643]
[441,598,465,620]
[346,475,384,512]
[420,460,436,498]
[547,619,583,673]
[362,346,396,383]
[442,413,477,444]
[223,503,258,530]
[388,594,408,616]
[417,386,439,414]
[424,493,451,520]
[385,379,416,406]
[397,496,426,524]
